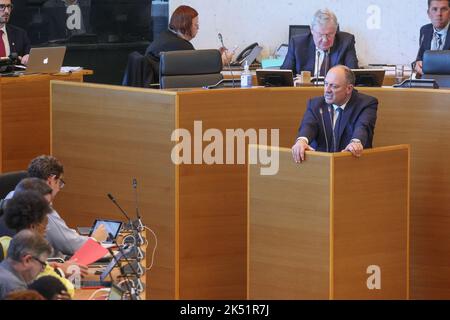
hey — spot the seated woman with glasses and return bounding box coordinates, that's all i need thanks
[145,5,234,81]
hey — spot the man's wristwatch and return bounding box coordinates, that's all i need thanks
[350,139,362,144]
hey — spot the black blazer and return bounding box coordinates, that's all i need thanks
[145,29,194,62]
[6,24,31,57]
[281,31,359,75]
[416,23,450,62]
[297,90,378,152]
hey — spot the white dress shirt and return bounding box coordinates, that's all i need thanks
[431,22,449,51]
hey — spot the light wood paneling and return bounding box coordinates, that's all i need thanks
[248,146,331,299]
[333,146,409,299]
[360,87,450,299]
[248,145,409,299]
[176,88,316,299]
[52,81,177,299]
[0,71,89,172]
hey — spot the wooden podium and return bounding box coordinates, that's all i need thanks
[248,145,410,299]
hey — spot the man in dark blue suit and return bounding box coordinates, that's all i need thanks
[415,0,450,76]
[0,0,30,65]
[292,65,378,163]
[281,9,358,77]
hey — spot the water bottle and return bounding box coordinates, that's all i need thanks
[240,61,253,88]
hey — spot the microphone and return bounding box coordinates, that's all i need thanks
[218,33,236,88]
[132,178,144,232]
[413,33,425,79]
[319,108,329,152]
[315,50,321,86]
[113,239,144,296]
[218,32,225,48]
[409,61,416,88]
[107,193,132,227]
[323,49,330,77]
[328,105,337,152]
[106,246,139,300]
[9,52,18,64]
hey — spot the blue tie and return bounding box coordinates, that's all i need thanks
[435,32,443,50]
[333,107,342,152]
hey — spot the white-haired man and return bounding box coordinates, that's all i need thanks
[281,8,358,77]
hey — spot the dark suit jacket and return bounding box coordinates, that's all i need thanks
[144,29,195,82]
[145,29,194,62]
[281,31,359,75]
[122,51,158,88]
[297,90,378,152]
[5,24,31,57]
[416,23,450,62]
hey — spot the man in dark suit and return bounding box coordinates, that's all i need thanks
[281,9,358,77]
[292,65,378,163]
[415,0,450,76]
[0,0,31,65]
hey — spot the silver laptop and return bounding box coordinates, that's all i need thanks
[24,46,66,74]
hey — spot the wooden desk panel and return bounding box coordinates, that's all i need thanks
[52,84,450,299]
[0,71,91,172]
[52,81,176,299]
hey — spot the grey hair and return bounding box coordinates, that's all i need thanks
[7,230,53,262]
[311,9,339,30]
[15,178,52,197]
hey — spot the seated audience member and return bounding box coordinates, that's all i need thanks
[5,155,107,257]
[0,230,52,299]
[281,9,358,77]
[0,178,52,238]
[1,190,83,298]
[0,0,31,65]
[29,275,71,300]
[291,65,378,163]
[415,0,450,76]
[145,5,233,79]
[4,289,45,300]
[1,178,88,277]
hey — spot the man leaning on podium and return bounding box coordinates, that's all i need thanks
[0,0,30,65]
[291,65,378,163]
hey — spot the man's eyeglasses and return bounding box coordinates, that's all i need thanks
[58,178,65,189]
[51,175,65,189]
[0,4,13,11]
[312,30,336,40]
[32,256,47,271]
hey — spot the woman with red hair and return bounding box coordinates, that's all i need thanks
[145,5,232,78]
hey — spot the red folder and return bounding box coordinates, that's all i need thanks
[69,238,109,266]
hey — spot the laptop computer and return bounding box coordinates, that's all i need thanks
[24,46,66,74]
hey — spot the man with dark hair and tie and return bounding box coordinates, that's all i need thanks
[281,9,358,78]
[291,65,378,163]
[415,0,450,76]
[0,0,30,65]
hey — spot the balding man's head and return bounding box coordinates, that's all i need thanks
[324,65,354,106]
